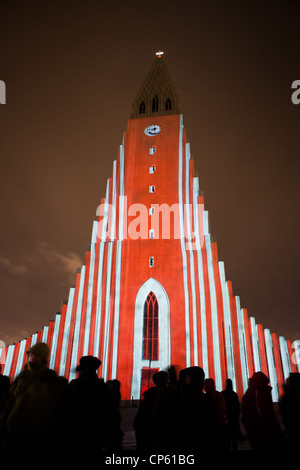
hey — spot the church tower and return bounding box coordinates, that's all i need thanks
[1,53,299,401]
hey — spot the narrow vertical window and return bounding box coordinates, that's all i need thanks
[149,165,156,174]
[165,98,172,111]
[143,292,159,360]
[149,229,154,239]
[149,256,154,267]
[149,185,155,193]
[152,95,159,112]
[149,146,156,155]
[149,207,155,215]
[139,101,146,114]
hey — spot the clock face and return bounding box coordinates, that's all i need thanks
[144,124,161,136]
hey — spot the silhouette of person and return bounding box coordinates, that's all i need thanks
[241,371,286,451]
[0,342,67,451]
[106,379,124,452]
[65,355,112,453]
[0,364,10,411]
[0,364,11,449]
[204,378,228,450]
[279,372,300,450]
[134,370,178,454]
[222,378,241,450]
[167,365,179,390]
[179,367,214,453]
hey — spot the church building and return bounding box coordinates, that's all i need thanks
[1,53,299,401]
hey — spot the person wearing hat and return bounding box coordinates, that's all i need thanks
[25,341,50,371]
[0,342,67,451]
[65,355,113,453]
[75,355,102,375]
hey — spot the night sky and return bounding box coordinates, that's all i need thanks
[0,1,299,348]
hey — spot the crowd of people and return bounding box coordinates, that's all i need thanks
[0,342,299,454]
[0,343,123,454]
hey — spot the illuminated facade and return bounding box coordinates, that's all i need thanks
[1,55,299,401]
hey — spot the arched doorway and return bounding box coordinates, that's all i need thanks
[131,278,170,399]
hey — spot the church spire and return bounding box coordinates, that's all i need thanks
[131,53,182,119]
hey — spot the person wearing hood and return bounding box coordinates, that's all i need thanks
[241,372,286,450]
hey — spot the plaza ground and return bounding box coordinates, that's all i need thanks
[119,404,251,452]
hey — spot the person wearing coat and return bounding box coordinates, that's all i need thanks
[241,371,286,451]
[0,342,67,451]
[222,378,241,450]
[204,378,228,450]
[65,355,112,453]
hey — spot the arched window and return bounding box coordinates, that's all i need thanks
[139,101,146,114]
[165,98,172,111]
[152,95,159,113]
[143,291,159,360]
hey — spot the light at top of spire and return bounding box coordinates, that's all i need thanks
[155,51,164,58]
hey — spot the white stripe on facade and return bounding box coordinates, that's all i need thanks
[0,347,3,365]
[14,339,26,379]
[42,326,49,343]
[93,242,105,358]
[83,243,96,356]
[49,313,61,370]
[31,333,38,347]
[219,262,236,390]
[3,344,14,376]
[193,177,208,375]
[111,143,125,378]
[118,143,125,241]
[185,144,198,365]
[91,220,98,244]
[178,115,190,367]
[279,336,291,381]
[110,160,117,240]
[111,240,122,379]
[59,288,75,377]
[102,242,113,381]
[205,235,222,391]
[264,329,279,402]
[101,161,118,378]
[235,298,249,393]
[250,317,261,372]
[93,180,111,359]
[101,180,110,242]
[69,266,86,380]
[203,211,209,235]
